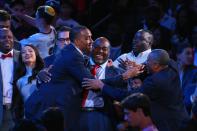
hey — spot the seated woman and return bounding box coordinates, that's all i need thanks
[16,45,44,102]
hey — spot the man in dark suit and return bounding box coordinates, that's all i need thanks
[176,43,197,112]
[25,26,94,131]
[83,49,189,131]
[79,37,123,131]
[0,28,21,130]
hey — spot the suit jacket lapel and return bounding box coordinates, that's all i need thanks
[13,49,20,81]
[0,60,3,100]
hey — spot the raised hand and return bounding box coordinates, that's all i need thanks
[37,65,53,83]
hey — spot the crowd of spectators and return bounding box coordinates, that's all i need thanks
[0,0,196,131]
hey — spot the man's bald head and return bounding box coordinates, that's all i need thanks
[132,29,154,55]
[148,49,170,66]
[93,37,110,48]
[146,49,170,73]
[92,37,111,65]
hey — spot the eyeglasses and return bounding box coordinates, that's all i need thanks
[57,38,70,42]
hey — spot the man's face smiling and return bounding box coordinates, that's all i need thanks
[78,29,93,55]
[92,39,110,65]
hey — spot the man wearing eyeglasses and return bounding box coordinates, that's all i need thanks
[44,26,71,67]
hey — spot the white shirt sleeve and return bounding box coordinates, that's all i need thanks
[20,33,42,47]
[113,53,128,68]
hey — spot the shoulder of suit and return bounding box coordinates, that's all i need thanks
[13,49,20,53]
[106,64,124,74]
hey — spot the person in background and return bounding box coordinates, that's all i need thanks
[37,26,71,83]
[113,29,153,70]
[7,0,38,40]
[0,9,21,50]
[0,28,21,130]
[176,43,197,113]
[180,101,197,131]
[16,45,44,103]
[41,107,64,131]
[44,26,71,67]
[14,5,56,58]
[55,1,79,28]
[121,93,158,131]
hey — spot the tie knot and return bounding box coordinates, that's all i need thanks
[93,64,100,69]
[1,52,12,59]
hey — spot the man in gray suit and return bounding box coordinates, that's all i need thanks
[0,28,21,130]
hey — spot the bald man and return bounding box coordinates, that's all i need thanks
[79,37,123,131]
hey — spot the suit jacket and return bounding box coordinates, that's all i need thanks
[0,49,21,125]
[181,66,197,112]
[102,60,189,131]
[25,44,94,130]
[44,54,56,68]
[104,65,125,127]
[181,66,197,89]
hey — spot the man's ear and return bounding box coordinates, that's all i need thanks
[74,38,79,45]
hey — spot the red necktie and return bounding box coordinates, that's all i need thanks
[81,64,100,107]
[91,65,100,77]
[1,52,12,59]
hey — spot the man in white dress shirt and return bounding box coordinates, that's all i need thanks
[113,29,153,70]
[0,28,21,130]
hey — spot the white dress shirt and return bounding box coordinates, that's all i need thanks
[90,59,108,80]
[0,50,14,105]
[83,59,108,107]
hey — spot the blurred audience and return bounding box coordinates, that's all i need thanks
[121,93,158,131]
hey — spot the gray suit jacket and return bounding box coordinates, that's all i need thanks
[0,49,21,125]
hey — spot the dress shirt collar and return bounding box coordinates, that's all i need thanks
[71,43,84,56]
[142,124,158,131]
[0,49,13,57]
[131,49,151,57]
[89,58,108,69]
